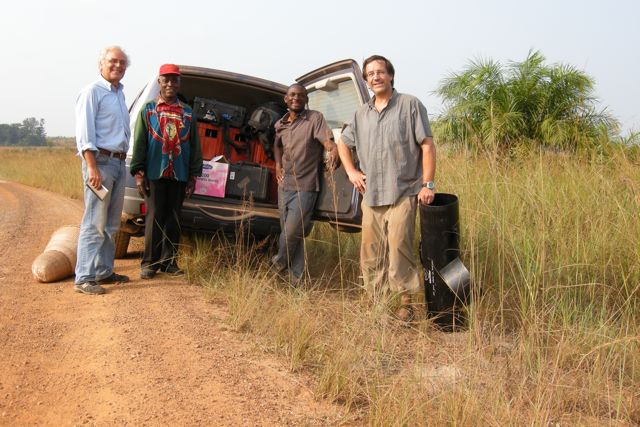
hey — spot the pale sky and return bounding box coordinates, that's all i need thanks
[3,0,639,137]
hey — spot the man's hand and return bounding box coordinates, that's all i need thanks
[135,171,150,198]
[185,176,197,198]
[418,187,435,205]
[325,146,340,171]
[83,150,102,189]
[346,169,366,193]
[276,165,284,185]
[87,165,102,190]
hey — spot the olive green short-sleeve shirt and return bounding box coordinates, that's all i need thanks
[340,90,432,207]
[275,110,333,192]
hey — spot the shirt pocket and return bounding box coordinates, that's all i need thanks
[390,123,411,171]
[395,106,412,143]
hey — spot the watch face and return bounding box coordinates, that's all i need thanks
[423,182,434,189]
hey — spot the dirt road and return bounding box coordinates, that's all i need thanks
[0,181,346,426]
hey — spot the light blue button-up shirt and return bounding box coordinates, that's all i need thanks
[75,76,130,155]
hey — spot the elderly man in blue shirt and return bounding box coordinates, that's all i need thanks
[74,46,131,295]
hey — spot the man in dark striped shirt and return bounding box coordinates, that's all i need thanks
[272,84,338,284]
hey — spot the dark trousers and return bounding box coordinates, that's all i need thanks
[142,179,186,270]
[273,190,318,278]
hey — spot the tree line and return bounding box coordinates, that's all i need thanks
[0,117,47,146]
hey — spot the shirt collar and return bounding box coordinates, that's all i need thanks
[367,89,397,110]
[156,96,180,106]
[98,75,123,92]
[281,109,309,124]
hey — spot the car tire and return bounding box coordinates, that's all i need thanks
[114,230,131,259]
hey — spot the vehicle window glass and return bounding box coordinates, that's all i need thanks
[307,79,359,129]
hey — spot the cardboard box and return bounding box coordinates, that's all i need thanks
[194,155,229,198]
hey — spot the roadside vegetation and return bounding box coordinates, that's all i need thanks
[46,136,76,148]
[433,50,621,157]
[181,147,639,425]
[3,145,637,425]
[0,147,82,199]
[1,51,638,425]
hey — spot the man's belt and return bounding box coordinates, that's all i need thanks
[98,148,127,160]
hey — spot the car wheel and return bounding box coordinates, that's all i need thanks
[114,230,131,259]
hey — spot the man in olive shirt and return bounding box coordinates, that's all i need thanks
[272,84,338,284]
[338,55,436,321]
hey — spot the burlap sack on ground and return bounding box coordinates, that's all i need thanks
[32,225,79,283]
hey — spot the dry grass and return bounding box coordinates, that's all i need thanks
[3,146,639,425]
[0,147,83,199]
[181,148,639,425]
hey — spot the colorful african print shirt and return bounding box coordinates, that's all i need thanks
[130,98,203,182]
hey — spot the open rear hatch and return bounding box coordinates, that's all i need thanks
[125,61,368,233]
[297,59,370,228]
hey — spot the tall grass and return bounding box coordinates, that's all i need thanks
[3,147,638,424]
[0,147,83,199]
[182,148,639,425]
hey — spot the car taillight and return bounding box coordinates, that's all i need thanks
[140,203,147,214]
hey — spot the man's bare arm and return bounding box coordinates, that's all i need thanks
[337,140,366,193]
[417,136,436,205]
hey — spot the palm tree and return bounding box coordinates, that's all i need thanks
[434,50,618,153]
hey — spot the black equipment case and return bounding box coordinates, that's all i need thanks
[226,163,271,201]
[193,97,246,128]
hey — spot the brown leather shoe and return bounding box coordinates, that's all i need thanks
[394,294,415,323]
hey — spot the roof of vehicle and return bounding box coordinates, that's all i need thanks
[178,65,288,94]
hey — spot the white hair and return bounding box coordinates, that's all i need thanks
[98,46,130,67]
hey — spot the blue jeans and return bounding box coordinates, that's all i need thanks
[75,153,126,284]
[273,190,318,279]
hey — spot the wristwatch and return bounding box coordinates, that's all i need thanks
[421,181,435,190]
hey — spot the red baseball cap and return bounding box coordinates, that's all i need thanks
[158,64,180,76]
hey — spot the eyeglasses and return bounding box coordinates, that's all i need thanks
[107,58,127,66]
[366,70,387,79]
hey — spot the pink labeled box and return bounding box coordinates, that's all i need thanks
[194,155,229,198]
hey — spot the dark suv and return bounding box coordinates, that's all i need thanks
[114,60,370,257]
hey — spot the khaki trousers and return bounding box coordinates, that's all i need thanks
[360,196,421,297]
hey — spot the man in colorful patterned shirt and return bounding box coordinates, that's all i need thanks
[130,64,203,279]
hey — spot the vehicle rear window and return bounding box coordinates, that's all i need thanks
[307,79,360,129]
